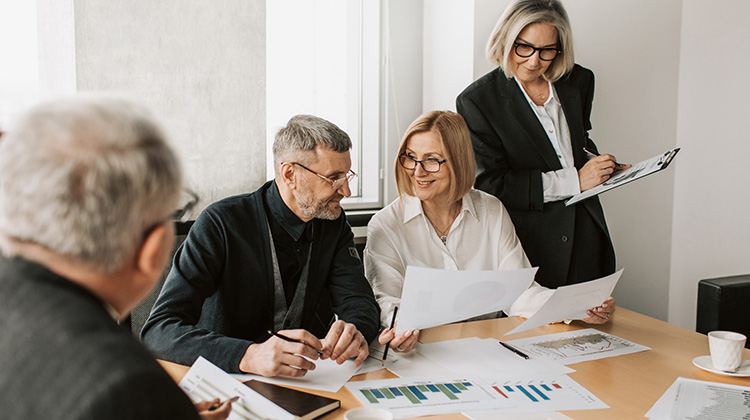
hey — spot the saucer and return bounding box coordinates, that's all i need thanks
[692,355,750,377]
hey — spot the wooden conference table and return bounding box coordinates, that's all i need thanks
[160,308,750,419]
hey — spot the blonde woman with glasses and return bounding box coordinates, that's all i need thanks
[363,111,615,354]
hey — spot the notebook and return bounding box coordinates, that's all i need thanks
[243,379,340,420]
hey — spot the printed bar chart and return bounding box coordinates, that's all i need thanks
[347,375,511,418]
[482,375,608,412]
[360,381,475,404]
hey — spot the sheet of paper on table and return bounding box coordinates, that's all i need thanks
[507,328,650,365]
[416,337,573,380]
[396,266,537,335]
[463,373,608,416]
[180,356,295,420]
[646,377,750,419]
[346,374,512,419]
[230,357,360,393]
[506,269,622,336]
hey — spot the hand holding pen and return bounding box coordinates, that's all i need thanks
[377,307,420,355]
[580,147,632,191]
[237,329,323,378]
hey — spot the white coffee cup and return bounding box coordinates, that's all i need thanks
[708,330,746,372]
[344,407,394,420]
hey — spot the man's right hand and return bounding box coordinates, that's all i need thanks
[238,329,323,377]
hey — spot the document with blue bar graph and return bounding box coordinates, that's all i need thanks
[463,374,608,418]
[345,375,511,418]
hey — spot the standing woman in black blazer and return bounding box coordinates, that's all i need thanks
[457,0,630,289]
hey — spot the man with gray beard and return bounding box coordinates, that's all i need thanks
[142,115,379,377]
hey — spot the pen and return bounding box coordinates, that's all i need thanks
[499,341,529,359]
[267,330,323,356]
[583,147,623,167]
[382,306,399,366]
[208,395,239,411]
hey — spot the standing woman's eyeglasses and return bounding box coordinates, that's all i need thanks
[513,42,561,61]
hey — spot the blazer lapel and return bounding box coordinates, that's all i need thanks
[496,77,563,171]
[555,82,588,168]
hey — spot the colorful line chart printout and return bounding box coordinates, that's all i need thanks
[346,375,511,418]
[507,328,650,365]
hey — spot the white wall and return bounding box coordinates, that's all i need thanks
[37,0,267,216]
[669,0,750,329]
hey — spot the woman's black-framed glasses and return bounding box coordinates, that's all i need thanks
[398,154,447,173]
[290,162,357,190]
[513,42,560,61]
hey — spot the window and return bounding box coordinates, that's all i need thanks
[266,0,382,209]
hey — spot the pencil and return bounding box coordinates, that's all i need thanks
[583,147,623,166]
[382,306,399,366]
[267,330,323,355]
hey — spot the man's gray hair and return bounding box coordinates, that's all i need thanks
[0,94,183,273]
[272,114,352,174]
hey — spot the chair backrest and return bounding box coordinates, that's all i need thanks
[128,221,193,336]
[697,274,750,348]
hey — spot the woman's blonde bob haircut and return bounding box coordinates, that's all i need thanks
[486,0,575,82]
[394,111,475,205]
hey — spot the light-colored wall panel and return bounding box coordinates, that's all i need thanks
[73,0,266,214]
[669,0,750,329]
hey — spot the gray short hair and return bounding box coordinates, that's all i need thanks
[272,115,352,173]
[0,94,183,273]
[486,0,575,82]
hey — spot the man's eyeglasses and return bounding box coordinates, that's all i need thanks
[173,189,199,222]
[398,154,447,173]
[513,42,560,61]
[289,162,357,190]
[143,188,199,239]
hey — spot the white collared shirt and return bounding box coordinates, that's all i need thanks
[515,78,581,202]
[363,189,552,328]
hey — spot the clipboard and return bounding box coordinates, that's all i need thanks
[565,148,680,206]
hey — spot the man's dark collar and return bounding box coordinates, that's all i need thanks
[265,180,310,241]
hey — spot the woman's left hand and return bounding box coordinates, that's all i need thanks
[582,297,615,324]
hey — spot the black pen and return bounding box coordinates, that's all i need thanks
[382,306,399,366]
[267,330,323,356]
[499,341,529,359]
[583,147,623,167]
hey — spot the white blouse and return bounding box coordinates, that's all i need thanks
[514,78,581,202]
[363,189,553,328]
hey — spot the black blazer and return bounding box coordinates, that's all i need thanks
[456,64,615,288]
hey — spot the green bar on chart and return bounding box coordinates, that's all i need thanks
[360,389,379,404]
[398,386,422,404]
[436,383,459,400]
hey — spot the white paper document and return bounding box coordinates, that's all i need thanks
[507,328,650,365]
[465,412,572,420]
[506,269,622,336]
[346,375,513,419]
[180,356,295,420]
[396,266,537,335]
[566,148,680,206]
[357,342,411,375]
[464,374,608,416]
[416,337,573,380]
[646,377,750,419]
[230,357,360,393]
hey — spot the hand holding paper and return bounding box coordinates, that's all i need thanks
[505,269,623,335]
[395,266,537,335]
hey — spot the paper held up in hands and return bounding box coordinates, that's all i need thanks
[395,266,537,336]
[505,269,623,336]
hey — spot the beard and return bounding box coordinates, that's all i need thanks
[296,185,343,221]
